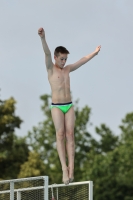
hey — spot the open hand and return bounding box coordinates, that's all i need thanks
[38,27,45,38]
[95,45,101,54]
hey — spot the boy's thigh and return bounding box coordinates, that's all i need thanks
[65,106,75,131]
[51,107,65,132]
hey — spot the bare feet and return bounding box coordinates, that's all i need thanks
[68,167,74,183]
[62,168,69,185]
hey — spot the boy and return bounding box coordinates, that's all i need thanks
[38,27,101,185]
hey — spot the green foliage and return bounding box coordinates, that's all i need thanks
[1,94,133,200]
[95,124,119,153]
[18,151,46,178]
[0,97,29,179]
[82,113,133,200]
[0,98,22,152]
[120,112,133,143]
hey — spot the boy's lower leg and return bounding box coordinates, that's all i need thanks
[66,133,75,182]
[56,132,69,185]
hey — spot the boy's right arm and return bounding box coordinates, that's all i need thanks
[38,28,53,71]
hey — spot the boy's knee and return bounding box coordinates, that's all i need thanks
[66,130,74,138]
[56,130,65,140]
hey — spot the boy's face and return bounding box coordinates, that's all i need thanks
[54,53,68,69]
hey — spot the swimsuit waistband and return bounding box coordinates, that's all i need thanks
[51,102,72,106]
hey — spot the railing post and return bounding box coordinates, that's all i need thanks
[89,181,93,200]
[17,191,21,200]
[44,176,49,200]
[10,181,14,200]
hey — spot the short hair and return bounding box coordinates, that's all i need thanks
[54,46,70,57]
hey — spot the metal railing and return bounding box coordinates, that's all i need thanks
[49,181,93,200]
[0,176,93,200]
[0,176,48,200]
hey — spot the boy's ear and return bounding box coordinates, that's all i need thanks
[54,55,57,60]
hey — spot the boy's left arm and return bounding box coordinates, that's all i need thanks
[69,45,101,72]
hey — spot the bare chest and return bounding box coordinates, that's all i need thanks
[49,68,70,84]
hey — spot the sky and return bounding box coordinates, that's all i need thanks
[0,0,133,138]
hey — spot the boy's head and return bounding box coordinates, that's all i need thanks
[54,46,70,68]
[54,46,69,57]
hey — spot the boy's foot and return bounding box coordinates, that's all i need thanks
[68,167,74,183]
[62,168,69,185]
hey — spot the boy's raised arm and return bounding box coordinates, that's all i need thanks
[69,45,101,72]
[38,28,53,70]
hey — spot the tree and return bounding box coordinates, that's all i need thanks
[0,97,29,179]
[0,98,22,152]
[94,123,119,153]
[82,113,133,200]
[18,151,46,178]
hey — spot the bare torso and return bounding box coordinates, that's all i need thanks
[48,65,71,103]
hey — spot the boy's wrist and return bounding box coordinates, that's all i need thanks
[41,36,45,40]
[93,51,98,56]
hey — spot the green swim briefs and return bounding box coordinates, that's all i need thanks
[50,102,73,114]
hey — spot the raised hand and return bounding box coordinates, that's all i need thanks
[38,27,45,38]
[95,45,101,54]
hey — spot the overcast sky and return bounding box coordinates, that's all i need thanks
[0,0,133,137]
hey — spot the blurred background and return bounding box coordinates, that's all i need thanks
[0,1,133,199]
